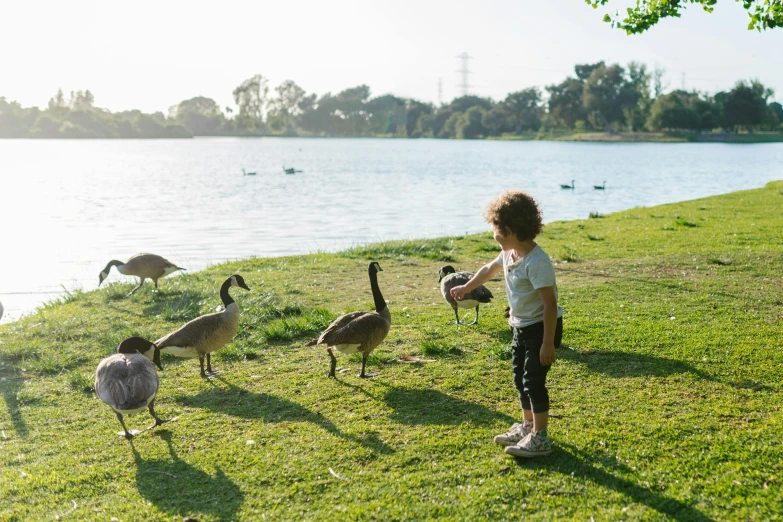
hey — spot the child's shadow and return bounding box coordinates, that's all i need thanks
[518,441,711,521]
[130,430,243,520]
[381,386,515,426]
[558,345,713,381]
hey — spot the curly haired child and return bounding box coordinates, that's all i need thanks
[450,190,563,457]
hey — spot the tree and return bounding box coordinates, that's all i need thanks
[481,105,511,135]
[502,88,543,132]
[546,78,587,129]
[267,80,307,133]
[457,106,488,139]
[587,0,782,33]
[722,80,770,130]
[232,74,269,131]
[170,96,224,135]
[623,62,652,131]
[647,92,700,131]
[48,88,66,109]
[582,63,636,131]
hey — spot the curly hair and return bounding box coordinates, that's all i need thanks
[483,190,543,241]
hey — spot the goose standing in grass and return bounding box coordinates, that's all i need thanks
[560,180,575,189]
[95,336,168,439]
[594,181,606,190]
[439,265,493,325]
[99,254,185,297]
[307,262,391,378]
[155,274,250,378]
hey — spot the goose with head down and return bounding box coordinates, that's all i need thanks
[439,265,493,325]
[155,274,250,378]
[308,262,391,378]
[95,336,169,438]
[99,253,185,297]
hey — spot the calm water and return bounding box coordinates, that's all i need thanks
[1,138,781,323]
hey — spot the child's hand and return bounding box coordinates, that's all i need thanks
[450,286,467,301]
[540,343,556,366]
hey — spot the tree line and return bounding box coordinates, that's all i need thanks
[1,62,782,139]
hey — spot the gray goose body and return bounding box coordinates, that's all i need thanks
[311,262,391,378]
[439,265,493,325]
[95,337,167,438]
[99,253,185,297]
[155,274,250,378]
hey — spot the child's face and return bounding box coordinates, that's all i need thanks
[493,226,514,250]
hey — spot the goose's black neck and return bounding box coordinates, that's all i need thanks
[369,268,386,313]
[105,260,123,272]
[220,278,235,306]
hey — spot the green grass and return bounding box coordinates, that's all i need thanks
[2,181,783,520]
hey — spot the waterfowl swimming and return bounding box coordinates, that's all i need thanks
[307,262,391,378]
[242,168,256,176]
[99,254,185,297]
[439,265,494,325]
[594,181,606,190]
[560,180,575,189]
[155,274,250,378]
[283,166,302,174]
[95,336,168,439]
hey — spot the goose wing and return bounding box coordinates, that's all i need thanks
[466,283,493,303]
[95,354,158,409]
[441,272,473,302]
[155,311,225,349]
[318,312,389,346]
[126,253,180,278]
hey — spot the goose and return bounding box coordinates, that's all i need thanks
[242,168,256,176]
[155,274,250,378]
[594,181,606,190]
[560,180,575,189]
[283,166,302,174]
[307,262,391,378]
[95,336,168,438]
[439,265,494,325]
[99,254,185,297]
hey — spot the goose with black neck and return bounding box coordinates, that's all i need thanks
[308,262,391,378]
[155,274,250,378]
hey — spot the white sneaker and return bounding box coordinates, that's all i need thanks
[493,421,533,447]
[504,429,553,458]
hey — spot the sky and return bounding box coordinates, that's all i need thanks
[1,0,782,113]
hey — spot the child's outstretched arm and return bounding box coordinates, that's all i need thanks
[450,261,502,301]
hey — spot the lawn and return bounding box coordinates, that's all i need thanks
[1,181,782,521]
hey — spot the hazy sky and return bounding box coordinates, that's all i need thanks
[2,0,782,113]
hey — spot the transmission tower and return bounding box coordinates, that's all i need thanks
[437,77,443,105]
[456,52,472,96]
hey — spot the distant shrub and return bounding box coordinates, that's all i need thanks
[589,212,605,219]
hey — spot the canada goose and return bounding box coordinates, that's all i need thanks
[99,254,185,297]
[594,181,606,190]
[155,274,250,378]
[308,262,391,378]
[439,265,494,325]
[242,168,256,176]
[95,336,168,438]
[560,180,575,189]
[283,166,302,174]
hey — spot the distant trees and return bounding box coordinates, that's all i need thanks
[587,0,783,33]
[1,64,780,139]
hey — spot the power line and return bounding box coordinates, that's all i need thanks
[456,52,472,96]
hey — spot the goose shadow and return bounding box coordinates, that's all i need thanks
[557,345,714,381]
[381,386,516,426]
[0,355,28,438]
[517,441,711,521]
[130,430,243,520]
[174,377,393,455]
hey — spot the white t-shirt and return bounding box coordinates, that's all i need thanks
[494,245,563,328]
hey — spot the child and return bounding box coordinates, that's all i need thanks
[450,190,563,457]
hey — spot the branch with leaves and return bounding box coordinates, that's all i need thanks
[587,0,782,33]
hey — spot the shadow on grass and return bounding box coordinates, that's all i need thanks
[131,430,243,520]
[558,346,713,381]
[0,355,27,438]
[174,377,393,455]
[142,290,205,321]
[382,386,515,426]
[518,441,711,521]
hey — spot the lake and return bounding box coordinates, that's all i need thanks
[1,137,781,323]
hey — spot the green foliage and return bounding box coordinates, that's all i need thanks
[588,0,783,33]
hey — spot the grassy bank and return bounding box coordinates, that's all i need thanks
[2,182,782,521]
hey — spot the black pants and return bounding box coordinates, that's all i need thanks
[511,317,563,413]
